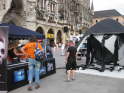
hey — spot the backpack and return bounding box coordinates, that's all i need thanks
[35,43,44,61]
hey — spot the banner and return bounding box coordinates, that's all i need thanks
[0,27,8,65]
[0,26,8,91]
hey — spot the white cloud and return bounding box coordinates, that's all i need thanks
[93,0,124,15]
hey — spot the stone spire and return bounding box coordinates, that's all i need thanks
[91,0,94,15]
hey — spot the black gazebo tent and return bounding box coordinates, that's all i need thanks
[86,18,124,35]
[83,19,124,71]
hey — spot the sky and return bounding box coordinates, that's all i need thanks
[93,0,124,15]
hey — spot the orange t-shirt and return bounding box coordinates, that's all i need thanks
[22,42,43,59]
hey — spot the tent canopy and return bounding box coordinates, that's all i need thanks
[0,23,43,39]
[86,19,124,35]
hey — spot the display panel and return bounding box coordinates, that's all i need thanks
[47,63,54,71]
[14,69,25,82]
[40,66,46,75]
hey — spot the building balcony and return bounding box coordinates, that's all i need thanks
[48,19,56,23]
[37,19,63,28]
[36,16,46,21]
[57,20,70,26]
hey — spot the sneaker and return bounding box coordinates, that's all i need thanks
[35,84,40,89]
[28,86,32,91]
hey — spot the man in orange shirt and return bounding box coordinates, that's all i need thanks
[21,37,43,91]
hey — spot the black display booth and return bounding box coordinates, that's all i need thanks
[81,19,124,72]
[0,24,56,92]
[6,58,56,91]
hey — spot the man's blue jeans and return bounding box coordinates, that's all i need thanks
[28,58,41,84]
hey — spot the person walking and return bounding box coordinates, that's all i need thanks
[61,43,65,56]
[64,40,69,54]
[21,37,43,91]
[65,41,77,81]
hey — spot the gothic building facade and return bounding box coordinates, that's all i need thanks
[0,0,93,44]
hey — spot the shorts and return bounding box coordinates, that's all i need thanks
[66,57,77,70]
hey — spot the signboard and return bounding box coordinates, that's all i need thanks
[0,27,8,65]
[0,26,8,91]
[47,34,54,38]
